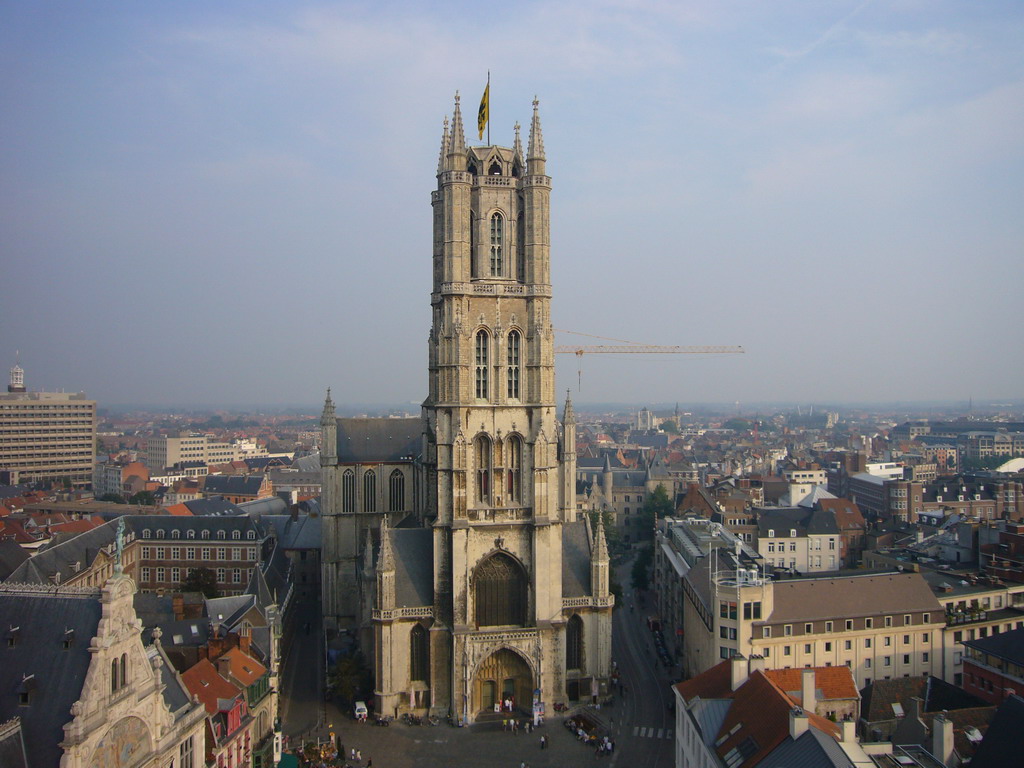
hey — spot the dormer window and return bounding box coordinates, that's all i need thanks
[156,529,165,539]
[171,530,180,539]
[768,529,775,538]
[201,530,210,540]
[62,629,75,650]
[17,674,34,705]
[142,529,151,539]
[187,529,195,539]
[246,531,256,540]
[217,530,226,540]
[7,626,20,647]
[790,529,797,538]
[232,530,240,540]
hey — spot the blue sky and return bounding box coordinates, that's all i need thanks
[2,1,1022,407]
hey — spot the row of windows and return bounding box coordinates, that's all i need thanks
[766,614,929,637]
[141,566,251,584]
[141,546,258,561]
[475,329,522,401]
[341,468,406,514]
[141,528,256,540]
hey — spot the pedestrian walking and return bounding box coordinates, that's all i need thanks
[351,749,356,761]
[356,749,362,762]
[367,760,372,768]
[503,718,508,731]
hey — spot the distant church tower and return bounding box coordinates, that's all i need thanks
[365,94,612,722]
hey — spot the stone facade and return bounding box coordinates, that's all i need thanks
[321,95,613,723]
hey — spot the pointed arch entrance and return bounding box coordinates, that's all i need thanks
[473,648,533,715]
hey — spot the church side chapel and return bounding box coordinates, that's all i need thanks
[320,93,614,722]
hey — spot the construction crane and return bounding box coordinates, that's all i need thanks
[553,329,745,389]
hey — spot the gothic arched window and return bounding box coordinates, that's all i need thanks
[489,213,504,276]
[342,470,355,513]
[475,330,489,400]
[363,470,377,513]
[506,435,522,503]
[111,659,119,693]
[506,330,521,400]
[120,653,127,688]
[567,614,583,671]
[410,624,429,682]
[475,435,492,506]
[389,469,405,512]
[474,553,527,627]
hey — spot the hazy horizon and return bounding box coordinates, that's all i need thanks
[4,2,1022,408]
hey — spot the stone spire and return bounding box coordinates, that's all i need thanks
[563,388,575,426]
[449,92,467,157]
[320,388,337,465]
[377,516,396,611]
[437,116,450,174]
[513,121,523,165]
[591,513,610,598]
[594,513,609,562]
[527,97,546,174]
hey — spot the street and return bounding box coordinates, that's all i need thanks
[277,553,676,768]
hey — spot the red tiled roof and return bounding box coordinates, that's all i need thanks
[218,646,267,687]
[764,666,860,703]
[181,658,241,714]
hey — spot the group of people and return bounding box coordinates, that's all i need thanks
[564,717,614,756]
[502,717,536,734]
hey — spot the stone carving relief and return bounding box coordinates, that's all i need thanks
[88,716,152,768]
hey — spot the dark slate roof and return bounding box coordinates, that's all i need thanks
[757,727,853,768]
[237,495,289,518]
[970,695,1024,768]
[562,519,592,599]
[182,497,246,516]
[245,456,291,471]
[7,519,117,584]
[0,585,103,768]
[861,675,988,725]
[262,514,322,550]
[757,508,839,537]
[961,625,1024,664]
[391,528,433,608]
[153,642,194,717]
[130,515,265,540]
[203,475,265,497]
[0,541,30,581]
[336,418,422,462]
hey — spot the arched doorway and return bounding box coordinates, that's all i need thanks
[473,648,533,715]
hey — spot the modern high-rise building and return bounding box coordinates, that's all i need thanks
[0,363,96,487]
[320,95,613,721]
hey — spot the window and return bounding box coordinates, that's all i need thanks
[865,658,872,668]
[845,620,853,631]
[922,633,929,643]
[475,330,489,399]
[410,624,430,681]
[829,539,835,550]
[233,568,241,584]
[217,568,226,582]
[825,642,832,652]
[566,615,583,670]
[389,469,405,512]
[186,529,195,540]
[201,548,211,560]
[790,542,797,552]
[141,567,151,581]
[790,529,797,538]
[923,613,931,624]
[885,616,893,627]
[363,470,377,513]
[156,567,165,582]
[784,624,792,636]
[784,645,791,656]
[865,638,872,649]
[844,640,852,651]
[763,627,771,638]
[111,659,119,693]
[142,547,150,559]
[231,530,240,540]
[923,652,930,663]
[156,547,165,560]
[825,621,833,633]
[805,623,813,634]
[186,547,195,559]
[474,552,526,627]
[475,435,492,505]
[720,601,737,620]
[743,601,762,620]
[903,654,911,665]
[217,530,226,540]
[866,618,874,629]
[903,635,910,645]
[180,736,194,768]
[904,614,912,626]
[201,530,210,540]
[506,331,521,399]
[489,213,504,276]
[506,435,522,503]
[217,547,226,561]
[804,643,812,653]
[171,567,180,583]
[884,656,892,667]
[768,529,775,538]
[171,529,180,540]
[884,637,892,647]
[342,470,355,513]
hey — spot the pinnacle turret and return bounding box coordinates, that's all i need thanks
[378,515,395,572]
[594,513,609,562]
[449,92,467,157]
[437,116,450,174]
[320,387,336,427]
[513,121,523,165]
[563,389,575,425]
[527,97,545,173]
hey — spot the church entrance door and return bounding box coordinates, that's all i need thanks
[473,648,532,715]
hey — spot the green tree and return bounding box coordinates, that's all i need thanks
[180,567,220,598]
[631,544,653,592]
[96,493,127,504]
[129,490,157,506]
[328,651,372,706]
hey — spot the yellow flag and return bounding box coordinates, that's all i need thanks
[477,82,489,140]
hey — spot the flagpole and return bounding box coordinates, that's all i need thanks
[487,70,491,146]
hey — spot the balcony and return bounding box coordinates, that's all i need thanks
[467,506,532,524]
[945,609,989,626]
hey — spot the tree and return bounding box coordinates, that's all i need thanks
[129,490,157,506]
[587,507,622,555]
[631,544,653,592]
[96,493,127,504]
[180,567,220,598]
[645,484,673,519]
[328,651,372,706]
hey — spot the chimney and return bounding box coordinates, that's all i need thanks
[801,668,817,712]
[730,654,748,691]
[216,655,232,680]
[931,712,954,766]
[749,654,766,674]
[790,707,809,740]
[172,594,184,621]
[841,718,856,743]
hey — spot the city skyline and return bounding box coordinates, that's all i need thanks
[3,1,1022,407]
